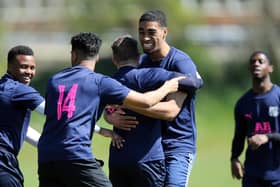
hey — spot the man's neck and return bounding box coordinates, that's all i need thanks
[117,60,138,69]
[150,43,170,62]
[252,77,273,94]
[73,60,95,71]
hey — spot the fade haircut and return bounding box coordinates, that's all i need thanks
[7,45,34,65]
[111,34,139,64]
[71,32,102,59]
[249,51,272,65]
[139,9,167,27]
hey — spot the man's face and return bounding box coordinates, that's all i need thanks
[138,21,167,55]
[249,53,272,79]
[8,55,36,85]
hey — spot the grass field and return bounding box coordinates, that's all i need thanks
[18,89,245,187]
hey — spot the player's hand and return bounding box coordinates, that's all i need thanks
[164,76,186,94]
[105,108,139,131]
[111,132,125,149]
[248,134,269,150]
[231,158,244,180]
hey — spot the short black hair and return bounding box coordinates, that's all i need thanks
[139,9,167,27]
[7,45,34,64]
[71,32,102,59]
[249,51,272,65]
[111,34,139,63]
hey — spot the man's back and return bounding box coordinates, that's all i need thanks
[38,65,129,163]
[110,66,174,165]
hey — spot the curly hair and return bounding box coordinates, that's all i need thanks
[7,45,34,65]
[71,32,102,58]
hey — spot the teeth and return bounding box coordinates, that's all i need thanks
[144,43,152,47]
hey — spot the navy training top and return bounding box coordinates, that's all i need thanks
[0,73,44,156]
[38,66,130,163]
[140,47,203,155]
[110,66,194,166]
[231,85,280,180]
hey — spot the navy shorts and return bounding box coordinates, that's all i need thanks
[0,151,23,187]
[243,175,280,187]
[109,159,166,187]
[38,159,112,187]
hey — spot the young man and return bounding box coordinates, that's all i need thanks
[231,51,280,187]
[37,32,183,187]
[138,10,203,187]
[107,35,201,187]
[0,45,45,187]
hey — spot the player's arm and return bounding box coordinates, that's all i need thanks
[266,133,280,142]
[25,126,41,147]
[94,124,124,149]
[25,99,46,147]
[230,106,246,180]
[34,100,45,114]
[174,58,203,94]
[248,133,280,150]
[177,73,203,95]
[122,76,185,108]
[25,100,45,147]
[126,91,187,121]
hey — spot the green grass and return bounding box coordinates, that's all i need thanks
[19,89,246,187]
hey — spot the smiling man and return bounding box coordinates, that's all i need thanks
[0,45,45,187]
[138,10,203,187]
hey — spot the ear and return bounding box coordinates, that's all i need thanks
[112,56,117,66]
[96,54,99,62]
[163,27,168,40]
[269,65,273,73]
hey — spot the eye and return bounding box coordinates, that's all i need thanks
[20,64,28,69]
[250,59,265,64]
[148,30,157,36]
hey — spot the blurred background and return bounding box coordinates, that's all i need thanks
[0,0,280,186]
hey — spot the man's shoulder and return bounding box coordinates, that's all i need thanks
[236,89,253,106]
[170,47,192,59]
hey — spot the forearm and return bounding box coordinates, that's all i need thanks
[123,89,169,108]
[25,126,41,147]
[95,125,113,138]
[123,76,182,108]
[231,134,245,161]
[127,100,180,121]
[125,91,186,121]
[266,133,280,142]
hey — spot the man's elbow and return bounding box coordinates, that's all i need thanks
[165,109,180,121]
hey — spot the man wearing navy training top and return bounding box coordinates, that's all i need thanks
[37,32,183,187]
[107,35,202,187]
[138,10,203,187]
[0,45,44,187]
[231,51,280,187]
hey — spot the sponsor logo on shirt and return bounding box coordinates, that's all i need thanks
[254,121,272,134]
[269,106,279,117]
